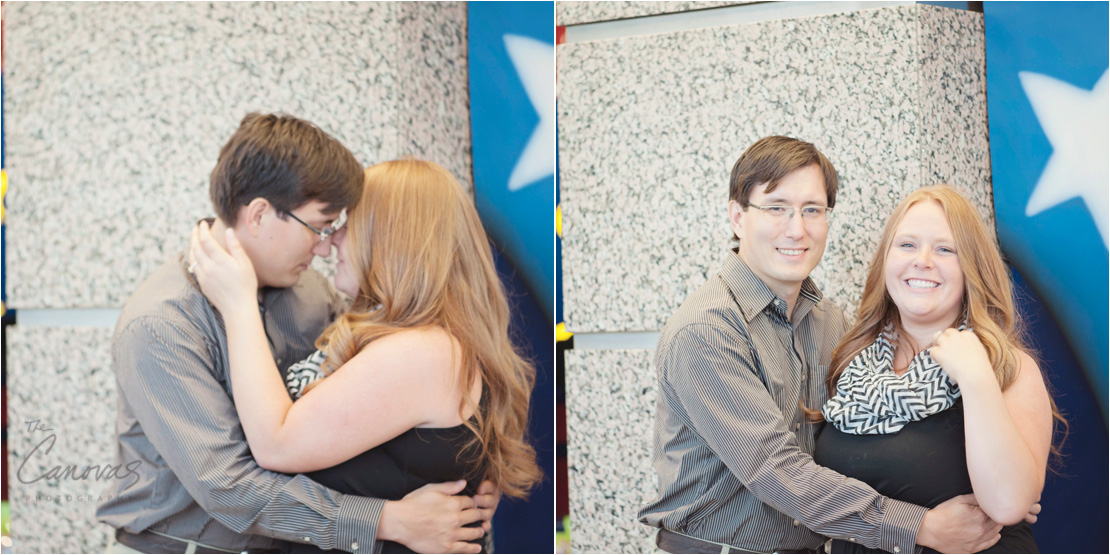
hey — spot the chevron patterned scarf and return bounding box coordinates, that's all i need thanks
[822,322,963,435]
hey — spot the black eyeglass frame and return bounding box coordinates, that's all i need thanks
[283,208,347,243]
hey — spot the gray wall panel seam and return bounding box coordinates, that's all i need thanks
[563,1,913,43]
[15,309,122,328]
[571,331,661,350]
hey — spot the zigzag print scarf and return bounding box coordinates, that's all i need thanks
[822,322,963,435]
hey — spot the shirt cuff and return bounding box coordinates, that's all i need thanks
[879,497,928,554]
[336,493,387,554]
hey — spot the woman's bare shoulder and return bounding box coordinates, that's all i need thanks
[344,326,461,378]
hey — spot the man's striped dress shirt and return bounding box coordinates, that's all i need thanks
[96,252,381,553]
[639,251,928,553]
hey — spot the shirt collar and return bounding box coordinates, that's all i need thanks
[720,248,824,324]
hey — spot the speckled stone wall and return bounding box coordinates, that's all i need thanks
[560,4,992,553]
[556,1,751,25]
[5,328,117,554]
[4,1,471,309]
[397,2,472,189]
[2,3,471,553]
[565,350,657,554]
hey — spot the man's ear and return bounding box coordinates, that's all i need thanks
[241,197,273,237]
[728,199,745,239]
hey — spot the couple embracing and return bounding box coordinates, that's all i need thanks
[96,113,540,554]
[641,136,1062,554]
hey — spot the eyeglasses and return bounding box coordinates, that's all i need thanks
[284,208,347,243]
[745,203,832,223]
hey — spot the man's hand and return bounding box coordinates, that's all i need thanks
[1024,500,1042,524]
[473,480,502,533]
[378,480,489,554]
[917,494,1003,553]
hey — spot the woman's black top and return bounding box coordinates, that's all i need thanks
[297,423,486,554]
[814,400,1037,553]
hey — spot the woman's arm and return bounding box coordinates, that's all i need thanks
[225,314,469,473]
[931,329,1053,525]
[191,224,476,473]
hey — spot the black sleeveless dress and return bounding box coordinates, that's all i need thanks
[814,400,1037,553]
[280,350,487,553]
[295,423,486,554]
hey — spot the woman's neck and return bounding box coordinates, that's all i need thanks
[891,318,946,375]
[898,319,943,354]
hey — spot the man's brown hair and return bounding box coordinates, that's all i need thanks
[209,113,363,226]
[729,135,839,208]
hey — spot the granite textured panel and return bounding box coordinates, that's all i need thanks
[557,5,992,332]
[565,349,657,554]
[5,327,118,554]
[556,1,752,26]
[396,2,473,193]
[916,5,995,232]
[4,2,470,309]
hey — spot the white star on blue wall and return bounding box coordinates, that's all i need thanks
[504,34,555,192]
[1020,69,1109,247]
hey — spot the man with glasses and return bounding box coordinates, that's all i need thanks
[639,136,1006,553]
[98,113,495,554]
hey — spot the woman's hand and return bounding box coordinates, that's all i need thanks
[189,221,258,314]
[929,328,993,387]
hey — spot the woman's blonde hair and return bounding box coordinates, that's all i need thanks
[316,158,541,498]
[811,186,1065,452]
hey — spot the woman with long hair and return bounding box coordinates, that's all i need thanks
[189,159,542,553]
[812,185,1062,553]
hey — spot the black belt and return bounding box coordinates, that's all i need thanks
[656,529,822,554]
[115,529,283,554]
